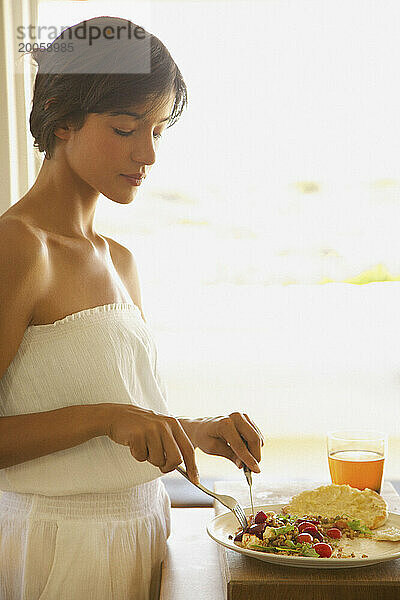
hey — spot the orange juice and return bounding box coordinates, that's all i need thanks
[328,450,384,493]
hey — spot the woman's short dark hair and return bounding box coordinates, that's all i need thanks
[27,16,188,159]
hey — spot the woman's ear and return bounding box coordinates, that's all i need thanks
[53,124,72,141]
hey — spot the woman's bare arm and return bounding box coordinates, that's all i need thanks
[0,403,111,469]
[0,219,111,469]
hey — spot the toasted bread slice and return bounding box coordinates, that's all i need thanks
[282,484,388,529]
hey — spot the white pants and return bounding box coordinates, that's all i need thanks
[0,478,171,600]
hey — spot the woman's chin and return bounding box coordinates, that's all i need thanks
[101,189,138,205]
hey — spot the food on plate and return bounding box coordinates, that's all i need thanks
[231,510,376,558]
[282,484,388,530]
[229,484,394,559]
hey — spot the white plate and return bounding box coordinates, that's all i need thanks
[207,503,400,569]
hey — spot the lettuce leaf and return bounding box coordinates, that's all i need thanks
[299,545,319,557]
[275,514,296,523]
[347,519,372,535]
[249,544,300,553]
[248,542,319,557]
[272,524,296,536]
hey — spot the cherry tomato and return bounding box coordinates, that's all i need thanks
[326,528,342,539]
[298,522,318,534]
[297,533,313,544]
[254,511,268,524]
[313,543,333,558]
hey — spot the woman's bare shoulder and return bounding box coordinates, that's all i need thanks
[0,214,46,254]
[102,235,131,256]
[0,216,50,378]
[102,236,145,320]
[0,216,49,302]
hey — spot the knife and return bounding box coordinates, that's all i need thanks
[240,437,255,518]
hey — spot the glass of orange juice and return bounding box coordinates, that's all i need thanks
[327,430,387,494]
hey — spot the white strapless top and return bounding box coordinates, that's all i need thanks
[0,303,172,495]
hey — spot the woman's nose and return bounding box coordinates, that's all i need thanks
[130,134,157,167]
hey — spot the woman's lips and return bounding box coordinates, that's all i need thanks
[121,175,143,186]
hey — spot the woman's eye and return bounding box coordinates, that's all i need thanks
[113,128,163,140]
[113,128,134,136]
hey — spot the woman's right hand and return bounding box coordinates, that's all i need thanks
[105,403,199,484]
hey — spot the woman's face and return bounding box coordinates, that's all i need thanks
[56,93,175,204]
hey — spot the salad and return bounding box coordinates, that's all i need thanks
[230,510,373,558]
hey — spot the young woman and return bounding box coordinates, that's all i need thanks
[0,16,264,600]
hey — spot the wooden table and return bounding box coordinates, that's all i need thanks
[159,507,224,599]
[160,479,400,600]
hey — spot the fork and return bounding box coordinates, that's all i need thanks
[175,465,248,529]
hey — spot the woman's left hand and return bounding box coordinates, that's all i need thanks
[188,412,264,473]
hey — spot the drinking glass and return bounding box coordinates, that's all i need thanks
[327,430,387,494]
